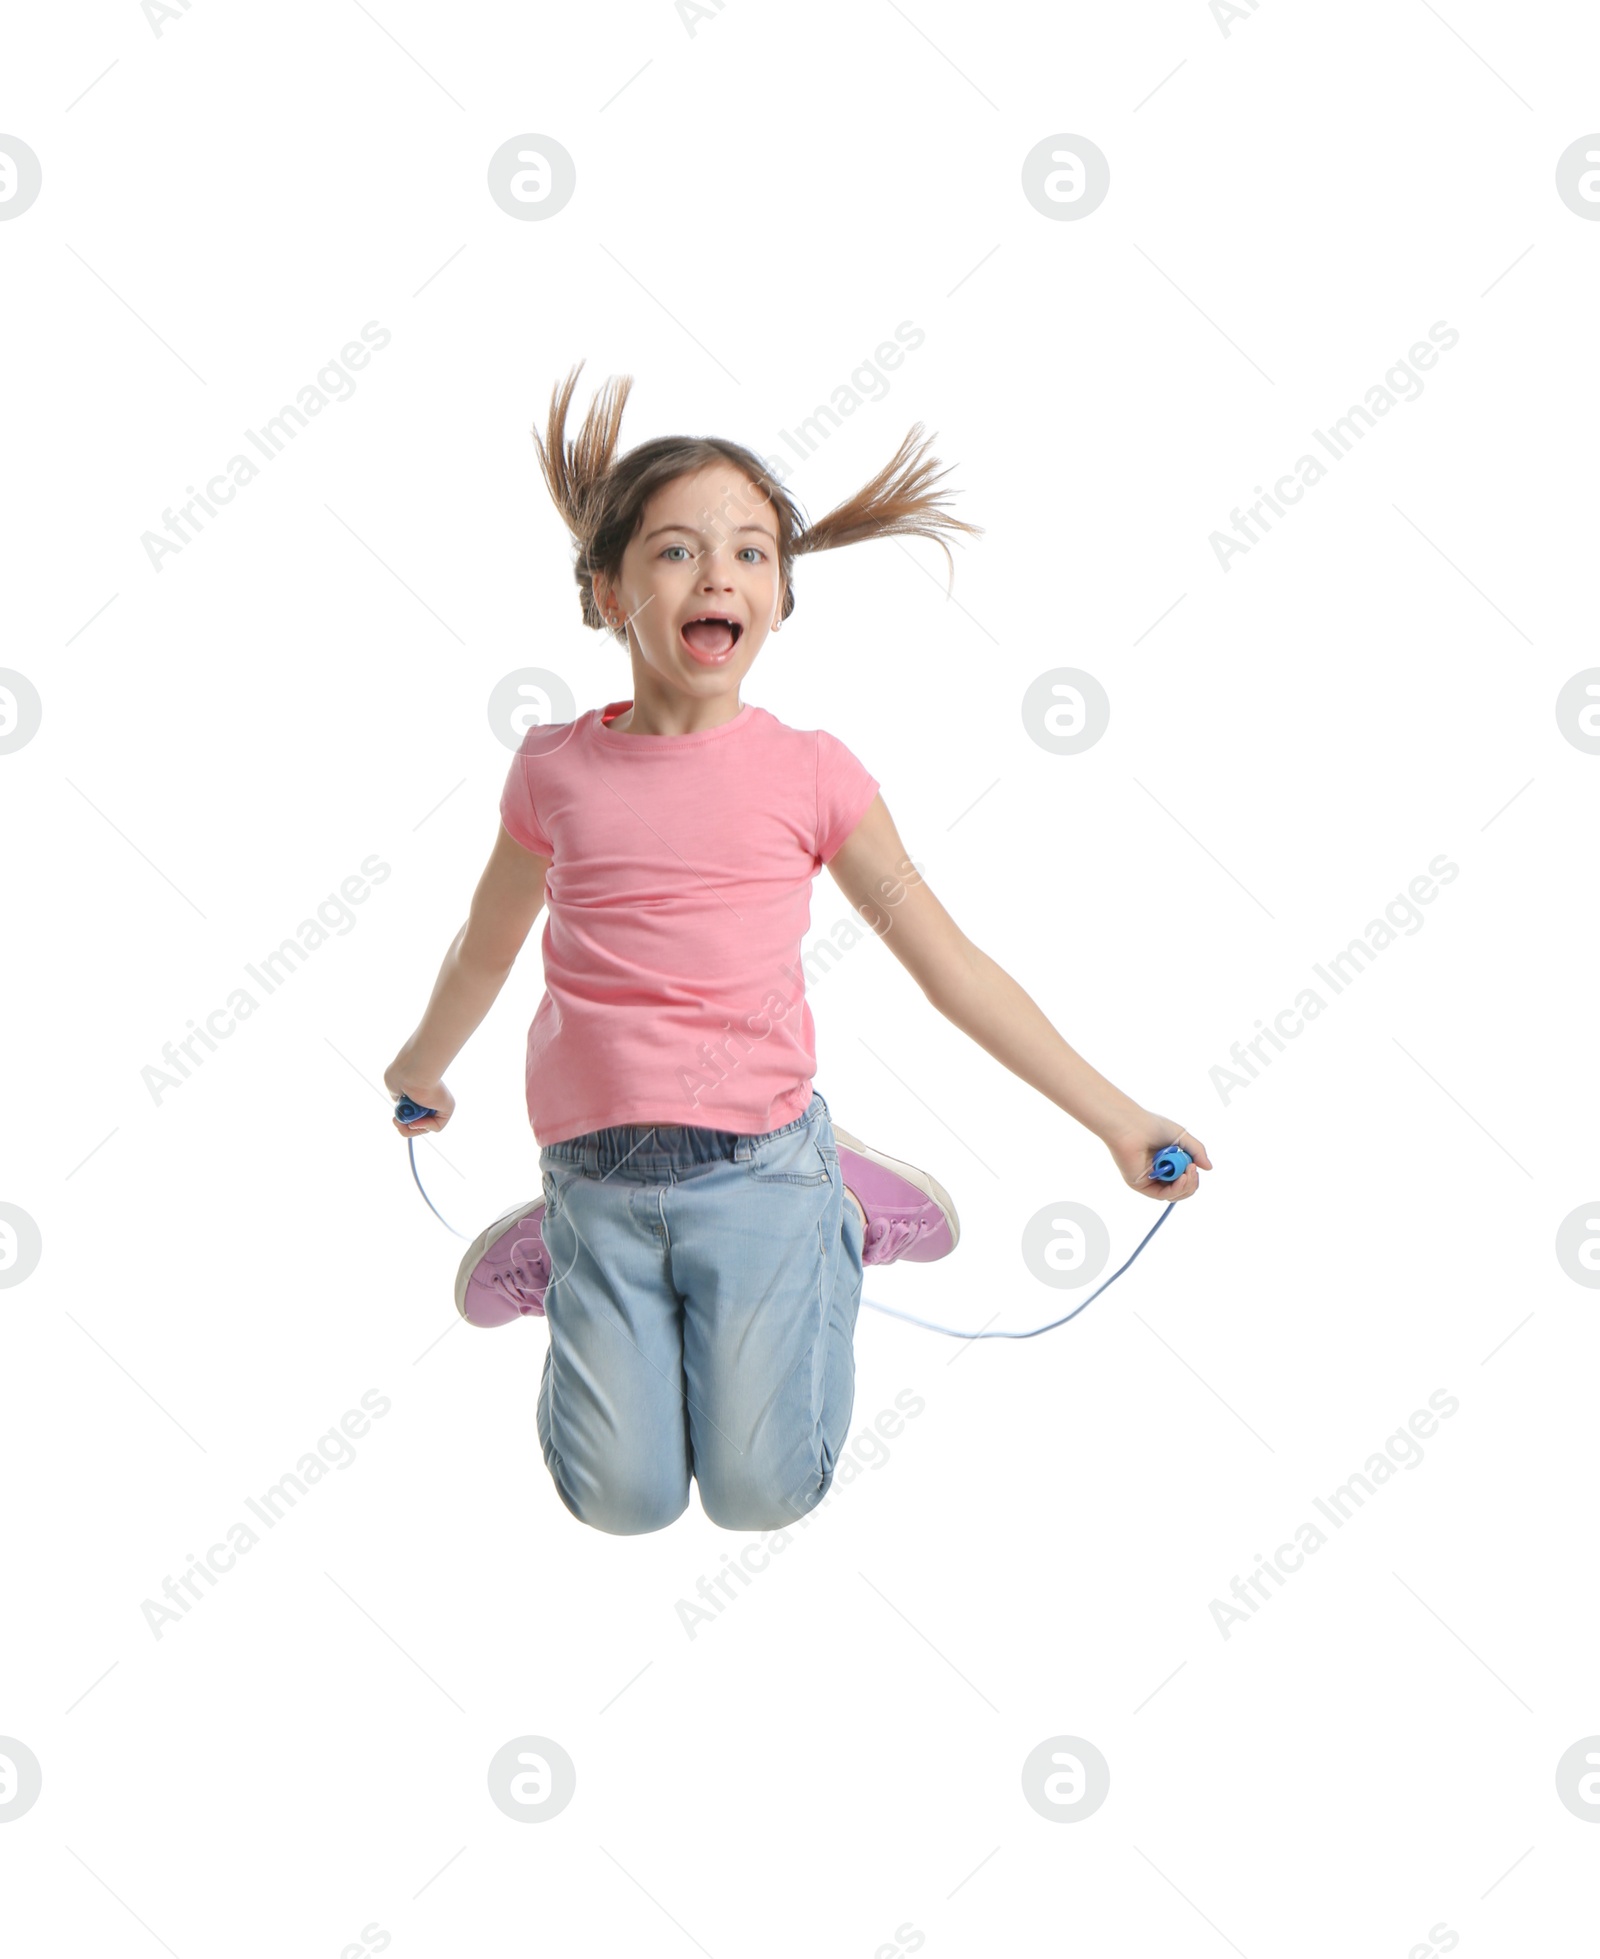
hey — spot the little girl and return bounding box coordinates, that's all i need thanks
[385,363,1209,1538]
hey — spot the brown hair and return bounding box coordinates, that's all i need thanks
[531,361,981,639]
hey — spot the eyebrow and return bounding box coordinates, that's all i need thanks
[643,523,778,543]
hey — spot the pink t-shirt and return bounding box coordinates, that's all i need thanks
[499,698,880,1144]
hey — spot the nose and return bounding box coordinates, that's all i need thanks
[698,550,735,591]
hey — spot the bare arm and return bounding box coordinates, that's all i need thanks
[383,822,551,1133]
[825,796,1210,1198]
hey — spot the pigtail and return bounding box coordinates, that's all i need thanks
[791,424,982,594]
[532,361,634,629]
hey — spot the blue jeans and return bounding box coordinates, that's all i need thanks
[535,1088,865,1535]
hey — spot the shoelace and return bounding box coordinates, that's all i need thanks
[862,1212,927,1264]
[489,1236,550,1314]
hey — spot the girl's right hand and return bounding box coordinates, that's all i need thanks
[1103,1109,1211,1201]
[384,1065,455,1136]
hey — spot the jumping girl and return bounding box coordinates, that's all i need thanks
[384,362,1210,1537]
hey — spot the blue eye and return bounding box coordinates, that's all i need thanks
[737,546,765,562]
[661,544,691,561]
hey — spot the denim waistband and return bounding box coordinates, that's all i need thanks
[544,1088,828,1179]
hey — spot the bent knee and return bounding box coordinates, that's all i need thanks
[555,1465,689,1537]
[696,1464,818,1534]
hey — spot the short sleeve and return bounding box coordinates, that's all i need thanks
[500,744,553,858]
[814,729,880,864]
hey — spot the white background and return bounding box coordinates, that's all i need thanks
[3,0,1598,1952]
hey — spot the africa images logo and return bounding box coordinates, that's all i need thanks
[1209,1390,1459,1639]
[1209,854,1458,1104]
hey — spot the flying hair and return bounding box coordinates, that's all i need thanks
[531,360,981,639]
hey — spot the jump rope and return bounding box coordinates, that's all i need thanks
[392,1097,1190,1341]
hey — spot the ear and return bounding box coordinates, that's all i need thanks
[592,571,620,628]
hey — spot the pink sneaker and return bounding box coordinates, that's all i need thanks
[455,1199,550,1327]
[832,1128,960,1266]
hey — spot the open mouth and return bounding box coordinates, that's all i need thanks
[681,615,744,661]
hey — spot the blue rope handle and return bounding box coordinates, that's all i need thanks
[391,1098,1190,1337]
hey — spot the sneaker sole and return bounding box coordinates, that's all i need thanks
[454,1196,546,1326]
[829,1127,960,1253]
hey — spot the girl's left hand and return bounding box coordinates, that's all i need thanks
[1104,1110,1212,1201]
[383,1058,455,1135]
